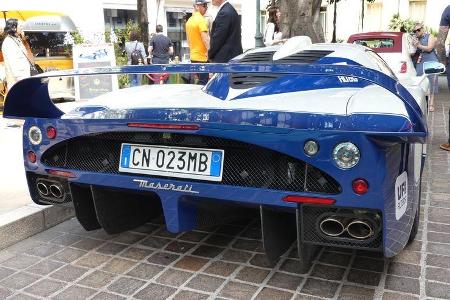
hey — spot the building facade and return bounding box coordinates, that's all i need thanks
[321,0,450,42]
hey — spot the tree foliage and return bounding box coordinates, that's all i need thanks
[389,13,437,36]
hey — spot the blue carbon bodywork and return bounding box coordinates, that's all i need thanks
[5,63,426,258]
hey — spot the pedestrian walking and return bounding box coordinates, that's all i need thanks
[264,7,286,46]
[1,18,34,89]
[208,0,243,63]
[186,0,210,85]
[435,5,450,151]
[148,25,174,65]
[124,30,147,86]
[412,22,439,112]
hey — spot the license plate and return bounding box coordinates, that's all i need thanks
[119,143,224,182]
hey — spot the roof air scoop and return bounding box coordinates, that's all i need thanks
[273,36,312,61]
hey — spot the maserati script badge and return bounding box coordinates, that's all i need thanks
[133,179,200,194]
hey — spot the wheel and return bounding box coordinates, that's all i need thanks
[408,180,421,243]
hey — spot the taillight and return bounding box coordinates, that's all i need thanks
[400,61,407,74]
[27,151,37,163]
[127,123,200,130]
[46,126,57,139]
[352,178,369,195]
[47,169,76,178]
[283,196,336,205]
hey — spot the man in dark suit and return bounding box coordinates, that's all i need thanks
[208,0,243,63]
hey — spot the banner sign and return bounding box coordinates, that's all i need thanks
[73,44,118,100]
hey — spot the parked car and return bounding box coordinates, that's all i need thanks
[348,31,430,114]
[348,32,417,80]
[4,37,445,272]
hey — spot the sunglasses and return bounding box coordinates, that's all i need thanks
[413,28,422,33]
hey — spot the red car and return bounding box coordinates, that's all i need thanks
[348,32,417,80]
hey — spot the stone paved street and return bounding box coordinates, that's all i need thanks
[0,78,449,300]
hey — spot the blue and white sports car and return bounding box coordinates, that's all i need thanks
[4,37,444,272]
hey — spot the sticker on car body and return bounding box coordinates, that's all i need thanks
[395,171,408,220]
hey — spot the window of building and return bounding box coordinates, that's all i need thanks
[366,2,383,32]
[409,0,426,22]
[104,9,138,31]
[166,11,191,61]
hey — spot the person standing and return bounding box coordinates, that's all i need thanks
[436,5,450,151]
[186,0,210,85]
[208,0,243,63]
[148,25,174,64]
[124,30,147,87]
[264,7,285,46]
[1,18,32,89]
[412,22,439,112]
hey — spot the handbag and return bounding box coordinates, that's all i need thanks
[30,63,43,76]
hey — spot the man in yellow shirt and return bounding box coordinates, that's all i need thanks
[186,0,210,85]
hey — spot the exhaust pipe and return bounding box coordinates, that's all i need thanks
[37,182,49,196]
[319,217,346,237]
[347,220,374,239]
[49,184,64,199]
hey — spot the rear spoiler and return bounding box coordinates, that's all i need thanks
[4,63,427,141]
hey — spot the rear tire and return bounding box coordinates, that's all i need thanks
[408,180,421,243]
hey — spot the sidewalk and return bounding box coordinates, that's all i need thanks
[0,117,75,250]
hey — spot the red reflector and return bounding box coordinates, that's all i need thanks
[283,196,335,205]
[352,179,369,195]
[27,151,37,163]
[46,126,57,139]
[47,170,76,178]
[400,61,407,74]
[128,123,200,130]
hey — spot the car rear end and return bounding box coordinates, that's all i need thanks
[348,32,416,80]
[3,52,427,271]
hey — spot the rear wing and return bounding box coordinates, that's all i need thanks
[4,63,427,141]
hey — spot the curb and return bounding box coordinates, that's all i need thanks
[0,203,75,250]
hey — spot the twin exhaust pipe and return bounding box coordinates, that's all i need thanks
[319,216,377,240]
[37,181,64,199]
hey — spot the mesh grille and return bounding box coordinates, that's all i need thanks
[230,73,281,89]
[41,132,341,194]
[301,205,382,250]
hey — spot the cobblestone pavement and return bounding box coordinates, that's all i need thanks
[0,79,449,300]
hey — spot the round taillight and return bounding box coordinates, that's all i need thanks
[27,151,37,163]
[352,179,369,195]
[46,126,57,139]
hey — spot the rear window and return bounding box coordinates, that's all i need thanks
[353,38,395,49]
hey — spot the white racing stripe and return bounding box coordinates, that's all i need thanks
[62,84,410,118]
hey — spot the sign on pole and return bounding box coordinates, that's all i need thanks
[72,44,118,100]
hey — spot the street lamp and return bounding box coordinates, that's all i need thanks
[255,0,264,48]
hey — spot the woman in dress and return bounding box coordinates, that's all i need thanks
[264,7,285,46]
[413,22,439,112]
